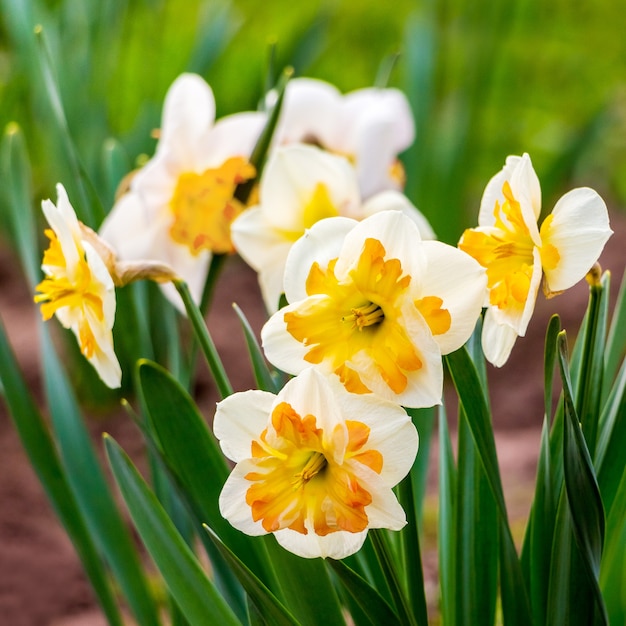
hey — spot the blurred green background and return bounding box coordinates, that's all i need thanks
[1,0,625,249]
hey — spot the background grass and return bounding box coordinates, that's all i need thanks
[1,0,625,246]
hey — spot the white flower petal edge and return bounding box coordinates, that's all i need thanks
[541,187,612,293]
[481,309,521,368]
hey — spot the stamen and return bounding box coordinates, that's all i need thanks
[342,301,384,330]
[292,452,327,488]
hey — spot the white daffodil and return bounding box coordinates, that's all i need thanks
[214,367,418,559]
[99,73,265,308]
[231,143,434,312]
[261,211,486,408]
[270,77,415,198]
[459,153,613,367]
[34,184,121,388]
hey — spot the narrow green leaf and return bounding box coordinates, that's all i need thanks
[603,269,626,396]
[445,347,533,625]
[397,468,429,625]
[544,314,562,422]
[0,123,39,287]
[0,320,125,626]
[437,405,456,626]
[455,412,497,626]
[137,360,274,587]
[557,331,608,624]
[575,274,608,455]
[104,436,241,626]
[203,526,299,626]
[232,302,280,393]
[40,327,160,626]
[101,137,130,210]
[174,279,233,398]
[370,530,418,626]
[328,559,402,626]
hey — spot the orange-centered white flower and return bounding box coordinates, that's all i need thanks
[231,144,434,312]
[262,211,486,408]
[34,184,121,388]
[459,153,612,367]
[99,73,265,308]
[214,367,418,559]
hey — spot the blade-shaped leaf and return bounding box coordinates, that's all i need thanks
[104,436,241,626]
[557,331,608,624]
[328,558,402,626]
[203,526,299,626]
[0,320,125,626]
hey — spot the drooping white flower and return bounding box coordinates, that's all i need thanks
[270,77,415,198]
[34,184,121,388]
[261,211,486,408]
[459,153,613,366]
[231,143,434,312]
[214,367,418,559]
[99,73,265,308]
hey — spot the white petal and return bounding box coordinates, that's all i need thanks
[542,187,612,292]
[158,73,216,167]
[481,309,520,368]
[274,78,342,146]
[333,211,426,288]
[259,144,360,233]
[508,153,541,244]
[231,207,294,312]
[334,391,418,484]
[419,241,486,354]
[41,191,80,273]
[218,462,268,536]
[203,112,267,168]
[274,527,367,560]
[282,216,357,303]
[261,302,320,376]
[362,191,435,240]
[213,390,276,463]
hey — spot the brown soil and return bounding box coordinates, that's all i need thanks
[1,211,624,625]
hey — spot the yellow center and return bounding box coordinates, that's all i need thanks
[169,156,255,255]
[284,237,450,395]
[245,402,382,536]
[34,229,105,358]
[459,181,536,311]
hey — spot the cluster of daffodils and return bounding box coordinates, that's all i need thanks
[34,72,612,559]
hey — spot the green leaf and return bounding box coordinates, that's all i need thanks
[445,347,533,626]
[0,320,125,626]
[603,269,626,396]
[101,137,130,211]
[40,327,160,626]
[232,302,280,393]
[328,559,402,626]
[557,331,608,624]
[104,436,241,626]
[203,526,299,626]
[0,123,39,287]
[437,405,456,626]
[455,412,497,626]
[137,360,274,588]
[543,314,562,422]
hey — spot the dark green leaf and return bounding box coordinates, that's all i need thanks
[328,559,402,626]
[105,436,241,626]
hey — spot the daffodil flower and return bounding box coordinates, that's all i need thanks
[99,73,265,308]
[231,143,434,312]
[270,77,415,198]
[34,184,121,388]
[214,367,418,559]
[261,211,486,408]
[459,153,613,367]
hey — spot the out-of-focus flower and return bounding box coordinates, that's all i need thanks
[459,153,613,367]
[214,367,418,559]
[270,77,415,198]
[99,73,265,308]
[34,184,122,388]
[262,211,485,408]
[231,143,434,312]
